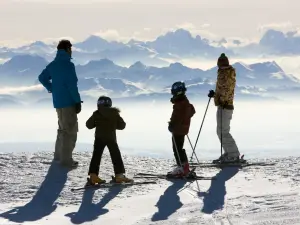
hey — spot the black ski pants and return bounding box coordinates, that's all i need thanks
[88,138,125,175]
[172,134,188,166]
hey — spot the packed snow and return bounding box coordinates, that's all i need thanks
[1,151,300,225]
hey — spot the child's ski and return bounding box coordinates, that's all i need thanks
[134,174,215,180]
[134,172,215,180]
[71,180,156,192]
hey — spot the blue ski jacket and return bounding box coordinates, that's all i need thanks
[38,50,81,108]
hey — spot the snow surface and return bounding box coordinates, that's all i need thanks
[1,151,300,225]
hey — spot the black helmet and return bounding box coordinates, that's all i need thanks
[97,96,112,107]
[57,39,72,51]
[171,81,186,96]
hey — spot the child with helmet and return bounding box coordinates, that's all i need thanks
[85,96,133,185]
[168,81,196,177]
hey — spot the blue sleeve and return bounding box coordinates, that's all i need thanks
[65,62,81,103]
[38,67,52,92]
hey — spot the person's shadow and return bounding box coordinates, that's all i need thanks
[0,161,68,223]
[151,179,188,221]
[65,185,122,224]
[199,167,239,214]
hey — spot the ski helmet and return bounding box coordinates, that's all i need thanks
[97,96,112,107]
[171,81,186,96]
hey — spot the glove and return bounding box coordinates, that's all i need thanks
[75,101,83,114]
[208,90,215,98]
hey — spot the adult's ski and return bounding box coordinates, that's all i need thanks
[71,180,156,192]
[189,161,276,168]
[134,172,215,180]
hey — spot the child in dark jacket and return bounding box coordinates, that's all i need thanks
[86,96,133,185]
[168,81,196,177]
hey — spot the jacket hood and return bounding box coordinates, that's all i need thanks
[96,106,120,119]
[55,49,72,61]
[170,94,188,104]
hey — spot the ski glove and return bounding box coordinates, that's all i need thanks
[75,101,83,114]
[208,90,215,98]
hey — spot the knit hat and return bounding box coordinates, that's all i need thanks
[217,53,229,67]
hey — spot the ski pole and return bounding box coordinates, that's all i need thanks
[189,97,211,162]
[187,134,200,164]
[220,107,223,157]
[172,134,183,168]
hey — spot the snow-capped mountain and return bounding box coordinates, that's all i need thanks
[0,53,299,106]
[2,28,300,66]
[15,41,56,56]
[78,77,150,98]
[73,35,125,52]
[76,59,123,78]
[228,29,300,57]
[144,29,233,59]
[188,61,300,88]
[0,54,48,86]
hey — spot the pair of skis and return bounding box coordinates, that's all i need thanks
[174,154,276,169]
[71,179,157,192]
[133,172,215,180]
[188,160,276,168]
[133,168,216,181]
[71,168,214,191]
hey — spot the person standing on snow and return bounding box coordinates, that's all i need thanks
[38,39,82,168]
[208,53,241,163]
[85,96,133,185]
[168,81,196,177]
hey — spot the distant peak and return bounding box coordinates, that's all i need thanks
[29,41,48,47]
[169,62,187,69]
[129,61,146,70]
[9,54,45,61]
[167,28,192,37]
[82,58,118,68]
[87,35,105,40]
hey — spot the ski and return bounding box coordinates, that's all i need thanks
[189,161,276,168]
[71,180,156,192]
[134,173,215,180]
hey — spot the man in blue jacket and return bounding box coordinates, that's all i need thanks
[38,39,82,168]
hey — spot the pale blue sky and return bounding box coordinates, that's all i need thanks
[0,0,299,46]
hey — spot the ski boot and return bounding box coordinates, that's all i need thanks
[167,165,184,178]
[167,162,191,178]
[112,174,133,183]
[238,155,247,163]
[212,153,228,164]
[215,154,246,164]
[85,173,106,187]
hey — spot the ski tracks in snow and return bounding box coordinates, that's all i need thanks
[1,152,300,224]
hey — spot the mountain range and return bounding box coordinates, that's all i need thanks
[0,53,299,107]
[1,28,300,67]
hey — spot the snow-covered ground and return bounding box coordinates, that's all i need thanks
[1,151,300,225]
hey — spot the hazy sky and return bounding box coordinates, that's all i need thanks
[0,0,300,46]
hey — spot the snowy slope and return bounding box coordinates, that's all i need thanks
[1,151,300,225]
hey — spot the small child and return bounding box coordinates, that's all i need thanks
[86,95,132,185]
[168,81,196,177]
